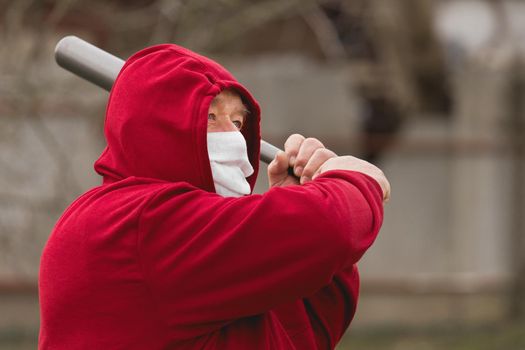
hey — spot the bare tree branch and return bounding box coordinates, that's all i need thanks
[301,2,347,62]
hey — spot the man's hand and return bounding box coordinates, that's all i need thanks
[268,134,391,202]
[268,134,337,188]
[313,156,391,202]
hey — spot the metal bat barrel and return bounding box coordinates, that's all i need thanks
[55,36,123,92]
[54,35,282,164]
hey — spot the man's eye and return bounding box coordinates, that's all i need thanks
[233,121,242,129]
[208,113,216,120]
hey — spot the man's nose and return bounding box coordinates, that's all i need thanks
[215,115,237,132]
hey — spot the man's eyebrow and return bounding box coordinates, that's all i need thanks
[236,105,251,117]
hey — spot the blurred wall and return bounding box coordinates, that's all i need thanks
[1,0,524,347]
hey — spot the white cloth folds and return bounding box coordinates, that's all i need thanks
[207,131,254,197]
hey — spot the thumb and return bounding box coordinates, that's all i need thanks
[268,151,289,185]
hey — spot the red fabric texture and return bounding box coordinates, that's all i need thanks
[38,44,384,349]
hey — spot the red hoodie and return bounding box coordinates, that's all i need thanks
[38,44,384,349]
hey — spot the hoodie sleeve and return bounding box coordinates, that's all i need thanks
[302,265,360,349]
[137,170,383,337]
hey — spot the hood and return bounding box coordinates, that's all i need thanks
[94,44,261,193]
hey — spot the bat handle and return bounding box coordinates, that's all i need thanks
[260,141,295,177]
[260,141,280,164]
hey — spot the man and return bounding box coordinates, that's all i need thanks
[39,43,390,349]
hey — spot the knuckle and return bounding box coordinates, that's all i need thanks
[304,137,324,148]
[286,133,305,144]
[285,134,305,153]
[313,147,325,155]
[314,148,335,158]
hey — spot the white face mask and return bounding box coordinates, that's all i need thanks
[207,131,254,197]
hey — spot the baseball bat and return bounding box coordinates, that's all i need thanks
[54,35,282,164]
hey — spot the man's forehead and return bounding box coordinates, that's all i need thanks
[210,89,250,115]
[212,88,240,102]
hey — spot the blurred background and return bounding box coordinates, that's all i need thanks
[0,0,524,348]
